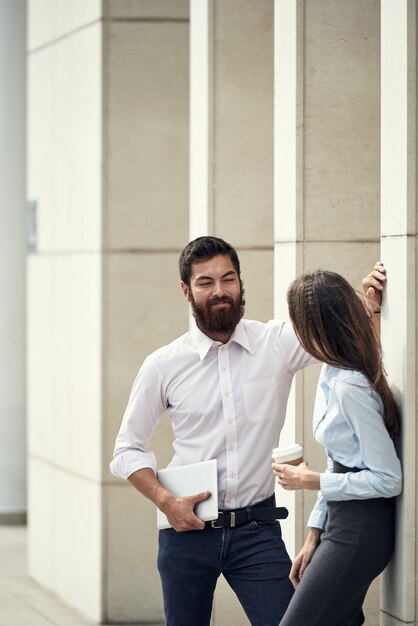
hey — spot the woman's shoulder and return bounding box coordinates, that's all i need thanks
[326,366,370,390]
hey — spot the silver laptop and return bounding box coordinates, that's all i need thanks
[156,459,218,529]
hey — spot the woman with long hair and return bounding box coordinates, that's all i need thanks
[274,270,402,626]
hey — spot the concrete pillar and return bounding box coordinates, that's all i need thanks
[380,1,417,624]
[274,0,382,622]
[0,0,27,522]
[27,0,189,622]
[190,1,275,622]
[104,2,189,622]
[190,0,211,238]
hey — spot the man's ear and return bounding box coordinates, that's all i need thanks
[181,281,191,302]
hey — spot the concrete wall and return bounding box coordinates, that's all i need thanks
[103,1,189,621]
[27,0,103,619]
[25,0,418,624]
[0,0,27,522]
[380,2,417,624]
[27,0,188,621]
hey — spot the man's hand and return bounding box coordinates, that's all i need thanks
[290,528,322,589]
[161,491,211,532]
[362,261,387,312]
[127,468,211,532]
[272,461,320,491]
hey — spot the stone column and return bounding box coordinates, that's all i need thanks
[0,0,26,523]
[104,1,189,622]
[27,0,189,622]
[380,1,417,624]
[274,0,381,621]
[190,1,275,623]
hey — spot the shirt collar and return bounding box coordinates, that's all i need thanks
[192,319,252,360]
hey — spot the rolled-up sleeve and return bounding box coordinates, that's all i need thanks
[109,357,166,480]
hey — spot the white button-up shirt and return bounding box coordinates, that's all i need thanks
[110,319,313,509]
[307,364,403,529]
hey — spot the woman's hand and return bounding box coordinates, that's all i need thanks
[290,528,322,588]
[362,261,386,312]
[272,461,320,490]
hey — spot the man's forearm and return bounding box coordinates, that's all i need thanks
[127,467,209,532]
[128,467,173,510]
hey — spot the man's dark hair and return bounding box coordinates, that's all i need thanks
[179,236,241,286]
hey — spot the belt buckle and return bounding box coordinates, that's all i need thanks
[211,511,236,528]
[211,512,224,528]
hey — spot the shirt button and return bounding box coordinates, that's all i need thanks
[220,347,225,352]
[226,497,231,503]
[230,473,235,479]
[224,391,229,398]
[228,418,233,424]
[229,445,234,451]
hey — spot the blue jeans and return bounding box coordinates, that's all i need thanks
[157,495,294,626]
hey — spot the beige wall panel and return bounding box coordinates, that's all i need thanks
[105,22,189,250]
[236,249,274,322]
[304,0,380,241]
[28,0,101,51]
[106,484,164,622]
[380,612,406,626]
[27,24,102,252]
[28,458,102,622]
[213,0,274,246]
[104,252,187,474]
[107,0,189,19]
[362,578,380,626]
[27,255,101,481]
[303,240,380,287]
[274,240,380,320]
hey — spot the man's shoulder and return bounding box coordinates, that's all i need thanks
[241,318,287,343]
[241,318,286,332]
[242,318,315,371]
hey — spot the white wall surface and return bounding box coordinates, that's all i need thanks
[0,0,27,518]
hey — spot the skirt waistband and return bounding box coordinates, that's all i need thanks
[333,461,362,474]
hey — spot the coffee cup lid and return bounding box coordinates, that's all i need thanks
[272,443,303,459]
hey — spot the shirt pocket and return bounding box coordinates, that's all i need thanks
[242,377,277,423]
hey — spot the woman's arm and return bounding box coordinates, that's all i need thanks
[290,528,322,589]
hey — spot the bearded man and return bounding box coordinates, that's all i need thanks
[110,236,386,626]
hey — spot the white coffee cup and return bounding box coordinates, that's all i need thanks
[272,443,303,466]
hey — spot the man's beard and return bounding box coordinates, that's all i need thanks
[190,288,245,335]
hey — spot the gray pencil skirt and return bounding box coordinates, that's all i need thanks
[279,467,396,626]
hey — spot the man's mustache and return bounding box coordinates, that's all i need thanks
[207,296,234,307]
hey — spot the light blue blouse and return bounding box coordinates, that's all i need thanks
[307,364,403,530]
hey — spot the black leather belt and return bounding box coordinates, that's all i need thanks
[207,506,288,528]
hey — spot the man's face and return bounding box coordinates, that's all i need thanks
[181,254,245,335]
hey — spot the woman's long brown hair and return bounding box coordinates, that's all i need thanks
[287,270,400,435]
